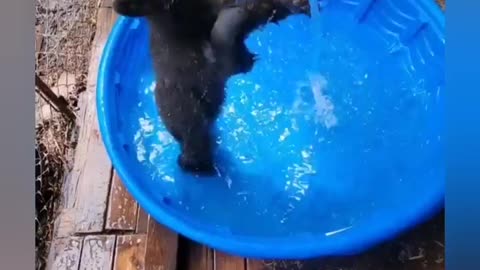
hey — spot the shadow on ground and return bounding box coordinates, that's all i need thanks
[263,209,445,270]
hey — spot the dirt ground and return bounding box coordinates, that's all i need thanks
[263,210,444,270]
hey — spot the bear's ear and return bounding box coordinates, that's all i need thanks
[113,0,151,17]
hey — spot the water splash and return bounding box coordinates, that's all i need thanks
[115,11,444,237]
[308,74,338,129]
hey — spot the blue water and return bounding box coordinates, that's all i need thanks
[98,0,444,257]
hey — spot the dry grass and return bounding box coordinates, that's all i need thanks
[35,0,99,124]
[264,260,304,270]
[260,211,444,270]
[35,116,77,270]
[35,0,98,87]
[34,0,99,269]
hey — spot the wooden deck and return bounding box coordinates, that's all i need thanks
[46,2,445,270]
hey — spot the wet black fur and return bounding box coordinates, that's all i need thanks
[112,0,305,175]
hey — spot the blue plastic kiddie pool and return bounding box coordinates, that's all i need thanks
[97,0,444,259]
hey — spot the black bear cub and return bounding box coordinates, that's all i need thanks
[112,0,303,175]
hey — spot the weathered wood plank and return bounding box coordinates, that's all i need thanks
[135,206,149,234]
[53,208,78,238]
[132,208,179,269]
[101,0,113,8]
[113,218,179,270]
[63,6,117,233]
[106,171,138,231]
[79,235,116,270]
[185,241,213,270]
[246,259,267,270]
[46,236,83,270]
[214,251,245,270]
[114,235,147,270]
[144,218,179,270]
